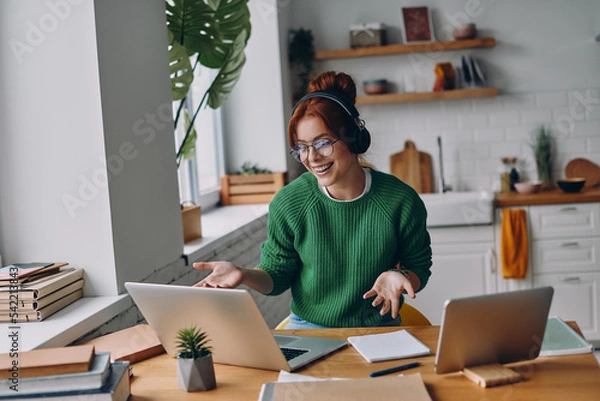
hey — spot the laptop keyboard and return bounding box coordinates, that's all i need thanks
[281,347,309,361]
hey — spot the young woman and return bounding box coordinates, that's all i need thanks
[194,71,432,328]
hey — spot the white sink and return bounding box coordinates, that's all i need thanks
[419,191,495,227]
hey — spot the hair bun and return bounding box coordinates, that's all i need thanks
[308,71,357,104]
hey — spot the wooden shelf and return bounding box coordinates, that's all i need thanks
[356,87,498,105]
[315,37,496,60]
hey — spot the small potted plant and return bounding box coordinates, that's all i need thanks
[175,325,216,392]
[530,125,555,190]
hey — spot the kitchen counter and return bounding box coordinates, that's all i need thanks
[495,186,600,207]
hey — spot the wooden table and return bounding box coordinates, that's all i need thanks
[129,325,600,400]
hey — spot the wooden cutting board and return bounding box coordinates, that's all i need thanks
[565,158,600,187]
[390,140,433,193]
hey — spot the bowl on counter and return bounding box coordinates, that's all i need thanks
[514,181,542,194]
[557,178,586,193]
[363,79,388,95]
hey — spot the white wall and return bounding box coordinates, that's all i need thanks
[288,0,600,93]
[222,0,289,175]
[285,0,600,191]
[0,0,183,295]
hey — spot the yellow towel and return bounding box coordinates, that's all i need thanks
[500,208,529,279]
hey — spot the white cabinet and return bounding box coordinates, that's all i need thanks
[407,225,495,325]
[529,203,600,239]
[533,272,600,338]
[529,203,600,340]
[496,203,600,340]
[413,201,600,339]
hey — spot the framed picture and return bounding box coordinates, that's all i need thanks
[400,6,435,43]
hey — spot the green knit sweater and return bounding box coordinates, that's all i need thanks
[257,169,432,327]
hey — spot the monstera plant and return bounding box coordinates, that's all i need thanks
[166,0,251,167]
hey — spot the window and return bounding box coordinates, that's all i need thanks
[176,66,224,211]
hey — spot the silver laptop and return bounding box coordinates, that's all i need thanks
[435,286,554,374]
[125,282,347,371]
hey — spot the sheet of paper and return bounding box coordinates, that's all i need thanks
[277,371,346,382]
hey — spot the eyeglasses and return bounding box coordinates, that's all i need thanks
[290,139,339,163]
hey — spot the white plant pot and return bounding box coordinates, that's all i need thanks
[176,354,216,392]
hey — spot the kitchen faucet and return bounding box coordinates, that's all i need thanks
[437,136,452,193]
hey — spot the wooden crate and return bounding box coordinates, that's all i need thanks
[220,172,285,206]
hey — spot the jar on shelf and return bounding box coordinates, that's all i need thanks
[499,158,510,192]
[508,157,520,191]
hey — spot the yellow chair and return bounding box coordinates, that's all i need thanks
[274,303,431,329]
[275,316,291,330]
[398,303,431,326]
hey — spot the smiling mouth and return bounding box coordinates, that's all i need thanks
[312,163,333,173]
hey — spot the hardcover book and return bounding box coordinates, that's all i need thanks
[0,344,94,379]
[0,352,110,396]
[0,267,84,300]
[0,279,84,311]
[258,373,431,401]
[0,263,67,283]
[0,289,83,323]
[0,361,130,401]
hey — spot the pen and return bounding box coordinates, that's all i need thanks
[369,361,421,377]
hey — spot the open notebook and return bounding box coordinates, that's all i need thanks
[540,316,593,356]
[348,329,432,362]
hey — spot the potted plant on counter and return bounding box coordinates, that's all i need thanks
[530,125,555,190]
[175,325,216,392]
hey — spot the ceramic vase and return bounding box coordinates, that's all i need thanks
[176,354,216,392]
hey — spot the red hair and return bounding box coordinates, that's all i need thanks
[288,71,357,147]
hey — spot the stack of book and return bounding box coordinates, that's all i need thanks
[0,344,130,400]
[0,262,85,323]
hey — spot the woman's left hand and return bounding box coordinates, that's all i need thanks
[362,270,416,318]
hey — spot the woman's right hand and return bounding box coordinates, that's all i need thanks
[193,261,244,288]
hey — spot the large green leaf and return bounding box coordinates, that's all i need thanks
[200,0,251,68]
[167,30,194,101]
[178,108,198,165]
[166,0,251,167]
[206,29,248,109]
[166,0,221,55]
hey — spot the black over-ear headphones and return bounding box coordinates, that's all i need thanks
[292,90,371,154]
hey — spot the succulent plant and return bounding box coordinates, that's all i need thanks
[235,162,272,175]
[175,325,212,360]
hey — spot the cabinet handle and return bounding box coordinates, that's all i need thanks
[558,206,577,212]
[488,248,496,274]
[560,242,579,247]
[560,276,581,282]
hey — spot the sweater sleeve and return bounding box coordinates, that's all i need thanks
[396,189,433,292]
[256,184,304,296]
